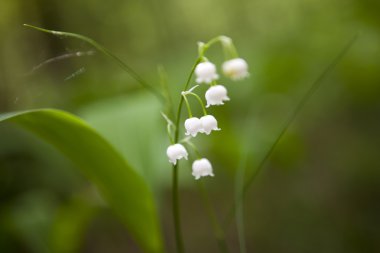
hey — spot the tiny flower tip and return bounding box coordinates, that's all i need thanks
[222,58,249,81]
[203,127,221,135]
[184,131,197,137]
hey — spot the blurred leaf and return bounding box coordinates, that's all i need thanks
[4,191,56,253]
[79,92,172,189]
[0,109,163,253]
[50,197,98,253]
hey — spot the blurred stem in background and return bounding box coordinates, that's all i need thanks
[235,148,248,253]
[23,24,164,102]
[198,181,229,253]
[25,50,95,76]
[232,34,358,252]
[171,163,184,253]
[241,34,358,197]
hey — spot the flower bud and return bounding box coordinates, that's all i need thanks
[195,61,219,84]
[184,117,203,137]
[205,85,230,107]
[192,158,214,180]
[222,58,249,80]
[200,115,220,135]
[166,144,188,165]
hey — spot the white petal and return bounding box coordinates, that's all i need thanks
[192,158,214,179]
[200,115,220,135]
[222,58,249,80]
[184,117,203,137]
[195,62,219,84]
[167,144,188,165]
[205,85,230,107]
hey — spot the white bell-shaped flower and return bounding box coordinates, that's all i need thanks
[192,158,214,180]
[200,115,220,135]
[205,85,230,107]
[184,117,203,137]
[166,144,188,165]
[195,61,219,84]
[222,58,249,80]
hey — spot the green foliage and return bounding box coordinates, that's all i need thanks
[0,109,163,253]
[79,92,171,189]
[1,0,380,252]
[50,197,97,253]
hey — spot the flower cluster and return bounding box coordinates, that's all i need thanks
[184,115,220,137]
[165,36,249,180]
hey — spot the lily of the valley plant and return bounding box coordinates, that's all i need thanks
[12,24,354,253]
[164,35,249,180]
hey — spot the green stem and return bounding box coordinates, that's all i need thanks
[223,34,358,230]
[174,58,202,141]
[26,50,94,75]
[242,34,358,198]
[183,140,202,159]
[182,94,193,118]
[23,24,164,101]
[235,149,248,253]
[225,43,239,60]
[171,57,200,253]
[159,65,175,118]
[167,124,175,144]
[172,163,184,253]
[162,113,175,144]
[198,181,230,253]
[198,36,228,59]
[187,92,208,116]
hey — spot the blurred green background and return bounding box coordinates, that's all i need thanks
[1,0,380,252]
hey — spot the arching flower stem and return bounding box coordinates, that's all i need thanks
[183,91,208,116]
[181,93,193,118]
[182,138,202,159]
[161,112,175,144]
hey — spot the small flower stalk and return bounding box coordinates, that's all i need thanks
[163,35,249,180]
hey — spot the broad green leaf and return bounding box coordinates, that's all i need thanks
[0,109,163,253]
[78,93,171,189]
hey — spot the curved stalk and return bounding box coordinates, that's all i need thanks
[24,24,164,101]
[198,181,229,253]
[181,94,193,118]
[224,34,359,232]
[187,92,208,116]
